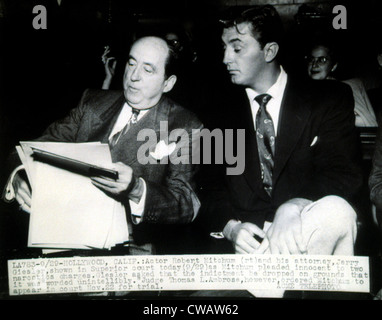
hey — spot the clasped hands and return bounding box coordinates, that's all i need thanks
[13,162,142,213]
[231,198,312,254]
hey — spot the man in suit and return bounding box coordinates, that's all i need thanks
[3,36,203,255]
[205,5,363,257]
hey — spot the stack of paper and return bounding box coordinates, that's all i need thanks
[17,141,130,250]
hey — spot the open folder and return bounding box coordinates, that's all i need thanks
[17,141,130,250]
[31,147,119,180]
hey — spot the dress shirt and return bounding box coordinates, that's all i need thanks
[217,67,288,240]
[109,102,150,223]
[245,66,288,135]
[108,102,149,141]
[4,102,149,223]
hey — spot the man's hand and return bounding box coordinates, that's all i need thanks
[12,172,32,214]
[260,198,312,254]
[101,46,117,90]
[91,162,143,203]
[230,222,266,254]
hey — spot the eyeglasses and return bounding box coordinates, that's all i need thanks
[305,56,330,65]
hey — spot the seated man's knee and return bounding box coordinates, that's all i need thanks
[304,195,357,235]
[319,195,357,222]
[302,196,357,255]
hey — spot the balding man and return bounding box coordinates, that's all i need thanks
[3,36,203,255]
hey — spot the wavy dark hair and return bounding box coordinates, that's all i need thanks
[219,5,285,50]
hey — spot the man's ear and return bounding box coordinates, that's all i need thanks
[263,42,279,63]
[163,75,177,93]
[331,63,338,73]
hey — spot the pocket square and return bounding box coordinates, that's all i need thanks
[310,136,318,147]
[150,140,176,160]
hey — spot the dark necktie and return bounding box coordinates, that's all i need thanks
[109,108,140,148]
[255,94,275,196]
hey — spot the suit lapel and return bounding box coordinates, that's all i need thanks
[228,79,311,199]
[111,97,170,165]
[272,79,311,185]
[234,90,265,196]
[87,93,126,143]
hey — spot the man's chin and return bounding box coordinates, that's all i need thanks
[124,93,141,107]
[125,98,154,110]
[309,72,326,81]
[230,75,242,85]
[125,99,141,109]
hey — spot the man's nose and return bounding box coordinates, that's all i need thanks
[223,48,231,65]
[130,66,141,81]
[311,59,320,68]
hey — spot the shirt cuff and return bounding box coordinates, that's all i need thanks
[130,178,146,224]
[2,165,25,202]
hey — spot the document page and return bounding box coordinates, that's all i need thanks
[17,141,129,250]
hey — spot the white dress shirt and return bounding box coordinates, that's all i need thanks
[108,102,149,141]
[5,102,149,224]
[218,67,289,240]
[245,66,288,135]
[109,102,149,223]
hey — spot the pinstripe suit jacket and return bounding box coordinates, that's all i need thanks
[8,89,203,253]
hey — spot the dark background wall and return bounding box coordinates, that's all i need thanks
[0,0,381,296]
[0,0,381,171]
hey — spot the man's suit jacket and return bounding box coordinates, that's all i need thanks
[8,89,203,253]
[369,114,382,227]
[201,78,363,234]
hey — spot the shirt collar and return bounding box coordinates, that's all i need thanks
[123,102,149,120]
[245,66,288,103]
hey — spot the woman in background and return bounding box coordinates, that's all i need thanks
[306,41,378,127]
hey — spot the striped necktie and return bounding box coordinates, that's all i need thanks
[109,108,140,148]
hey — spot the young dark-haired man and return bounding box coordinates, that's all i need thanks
[209,5,362,258]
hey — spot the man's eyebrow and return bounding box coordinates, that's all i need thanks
[143,62,156,71]
[229,38,243,44]
[222,38,243,45]
[128,55,156,70]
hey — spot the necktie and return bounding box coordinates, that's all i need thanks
[109,108,140,148]
[255,94,275,196]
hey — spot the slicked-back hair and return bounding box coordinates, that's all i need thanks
[219,5,285,51]
[131,35,181,80]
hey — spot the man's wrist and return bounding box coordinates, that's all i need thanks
[102,77,112,89]
[223,219,242,241]
[127,176,144,203]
